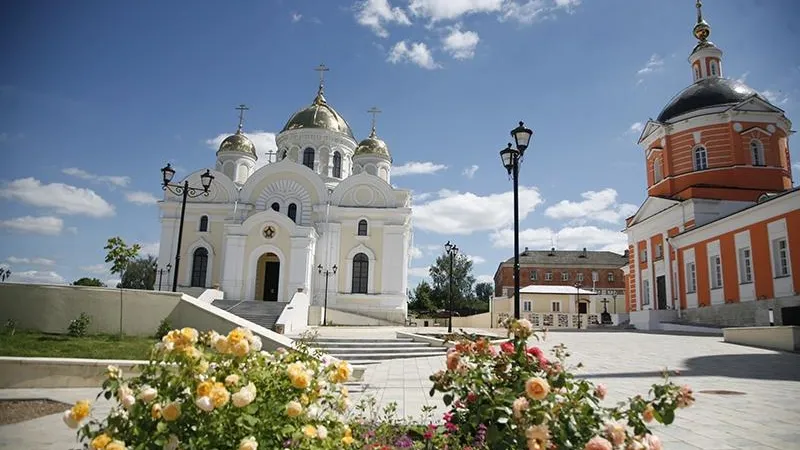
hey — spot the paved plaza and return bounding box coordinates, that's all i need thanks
[2,328,799,449]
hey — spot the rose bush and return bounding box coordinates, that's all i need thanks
[64,320,693,449]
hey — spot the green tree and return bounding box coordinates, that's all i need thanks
[474,282,493,302]
[429,251,476,308]
[408,280,437,313]
[0,266,11,282]
[104,236,141,276]
[72,277,106,287]
[119,256,158,290]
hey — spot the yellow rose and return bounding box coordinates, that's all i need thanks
[180,327,198,343]
[238,436,258,450]
[210,382,230,407]
[90,433,112,449]
[197,380,214,397]
[302,424,317,438]
[300,394,309,405]
[225,374,240,386]
[342,427,354,445]
[287,362,305,377]
[525,377,550,401]
[290,371,311,390]
[162,402,181,422]
[336,362,352,383]
[106,440,126,450]
[286,401,303,417]
[232,339,250,357]
[340,386,349,398]
[71,400,91,422]
[183,346,202,359]
[227,328,247,345]
[214,336,230,353]
[197,359,210,374]
[151,403,162,419]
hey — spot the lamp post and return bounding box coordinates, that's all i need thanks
[574,282,583,329]
[160,163,214,292]
[499,121,534,320]
[445,241,459,333]
[157,263,172,291]
[317,264,337,326]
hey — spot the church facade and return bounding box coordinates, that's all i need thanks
[157,76,412,324]
[623,1,799,327]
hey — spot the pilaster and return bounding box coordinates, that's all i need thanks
[221,234,247,299]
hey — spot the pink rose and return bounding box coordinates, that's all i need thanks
[584,436,613,450]
[594,384,607,400]
[604,420,626,446]
[526,346,544,358]
[501,341,515,354]
[644,434,662,450]
[446,352,461,371]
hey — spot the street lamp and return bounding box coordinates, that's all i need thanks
[445,240,459,333]
[499,121,534,320]
[157,263,172,291]
[574,282,583,329]
[317,264,337,326]
[161,163,214,292]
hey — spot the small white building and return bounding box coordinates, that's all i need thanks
[491,285,603,329]
[157,79,413,324]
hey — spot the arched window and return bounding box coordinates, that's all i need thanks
[653,158,663,183]
[236,164,248,181]
[199,215,209,232]
[750,139,765,166]
[352,253,369,294]
[288,203,297,222]
[332,151,342,178]
[710,61,717,76]
[357,219,368,236]
[303,148,315,169]
[693,65,700,81]
[190,248,208,287]
[693,146,708,171]
[271,202,280,212]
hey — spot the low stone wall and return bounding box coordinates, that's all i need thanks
[680,295,800,327]
[309,306,399,326]
[629,309,678,330]
[0,356,145,389]
[723,326,800,352]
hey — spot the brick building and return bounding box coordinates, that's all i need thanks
[623,1,799,327]
[493,247,628,314]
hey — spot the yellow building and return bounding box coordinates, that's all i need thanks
[491,285,602,329]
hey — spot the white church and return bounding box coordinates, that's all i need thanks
[157,71,412,324]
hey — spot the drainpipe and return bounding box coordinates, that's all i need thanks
[665,237,682,320]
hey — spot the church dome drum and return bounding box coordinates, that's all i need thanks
[282,90,354,139]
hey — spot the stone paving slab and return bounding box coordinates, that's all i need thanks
[2,330,799,449]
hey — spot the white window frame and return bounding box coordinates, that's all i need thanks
[577,273,584,282]
[551,301,560,312]
[738,247,753,284]
[653,158,663,183]
[686,262,697,293]
[642,279,650,305]
[523,301,532,312]
[710,255,723,289]
[710,61,718,76]
[693,145,708,171]
[530,271,538,281]
[773,238,790,278]
[607,272,614,282]
[545,272,553,281]
[655,243,663,259]
[750,139,765,166]
[640,249,648,262]
[561,272,569,281]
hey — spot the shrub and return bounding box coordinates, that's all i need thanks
[154,318,171,340]
[67,312,92,337]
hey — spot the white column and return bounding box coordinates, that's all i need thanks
[646,239,655,310]
[633,240,641,311]
[221,234,247,300]
[381,225,406,295]
[158,217,178,291]
[663,233,674,309]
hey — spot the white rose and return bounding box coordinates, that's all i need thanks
[232,389,254,408]
[239,436,258,450]
[62,410,79,429]
[317,425,328,439]
[117,385,132,399]
[138,386,158,403]
[250,336,263,352]
[195,396,214,412]
[163,435,180,450]
[121,395,136,410]
[307,405,321,419]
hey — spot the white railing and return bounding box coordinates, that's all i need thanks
[275,291,310,334]
[496,312,601,329]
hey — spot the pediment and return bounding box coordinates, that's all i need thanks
[638,120,663,145]
[626,196,680,228]
[730,95,784,114]
[331,173,394,208]
[740,126,772,137]
[646,147,663,159]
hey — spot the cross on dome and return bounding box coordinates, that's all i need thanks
[367,106,382,136]
[235,104,249,133]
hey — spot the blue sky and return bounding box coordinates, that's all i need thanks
[1,0,798,288]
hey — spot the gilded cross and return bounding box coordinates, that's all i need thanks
[314,64,329,87]
[235,104,249,132]
[367,106,382,132]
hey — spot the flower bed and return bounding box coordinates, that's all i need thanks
[64,320,693,449]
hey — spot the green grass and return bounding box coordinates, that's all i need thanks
[0,332,157,360]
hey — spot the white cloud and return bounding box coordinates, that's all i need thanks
[139,242,160,257]
[476,274,494,284]
[205,131,278,169]
[125,191,160,205]
[291,12,302,22]
[355,0,411,37]
[408,266,431,277]
[410,246,424,259]
[490,225,628,253]
[545,188,637,223]
[409,0,504,21]
[735,71,749,84]
[80,263,109,274]
[760,90,789,106]
[442,26,480,59]
[7,270,66,285]
[66,226,78,234]
[636,54,663,76]
[0,216,63,235]
[793,162,800,173]
[393,161,448,176]
[500,0,580,24]
[627,122,644,134]
[462,165,479,178]
[387,41,440,69]
[467,254,486,264]
[413,191,434,202]
[62,167,130,188]
[6,256,56,265]
[106,278,121,287]
[413,186,543,235]
[0,178,115,217]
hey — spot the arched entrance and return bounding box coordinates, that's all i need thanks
[254,253,280,301]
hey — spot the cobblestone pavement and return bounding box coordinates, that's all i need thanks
[2,329,799,449]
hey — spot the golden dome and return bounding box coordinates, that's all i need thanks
[282,88,354,138]
[217,130,257,158]
[354,128,391,161]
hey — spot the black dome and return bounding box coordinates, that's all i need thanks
[657,77,758,122]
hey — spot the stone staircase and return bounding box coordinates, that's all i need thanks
[211,300,288,331]
[307,336,447,367]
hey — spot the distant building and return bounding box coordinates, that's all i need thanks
[491,285,603,329]
[623,1,799,327]
[492,247,628,314]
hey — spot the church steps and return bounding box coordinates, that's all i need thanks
[306,335,447,367]
[212,299,288,331]
[316,346,442,355]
